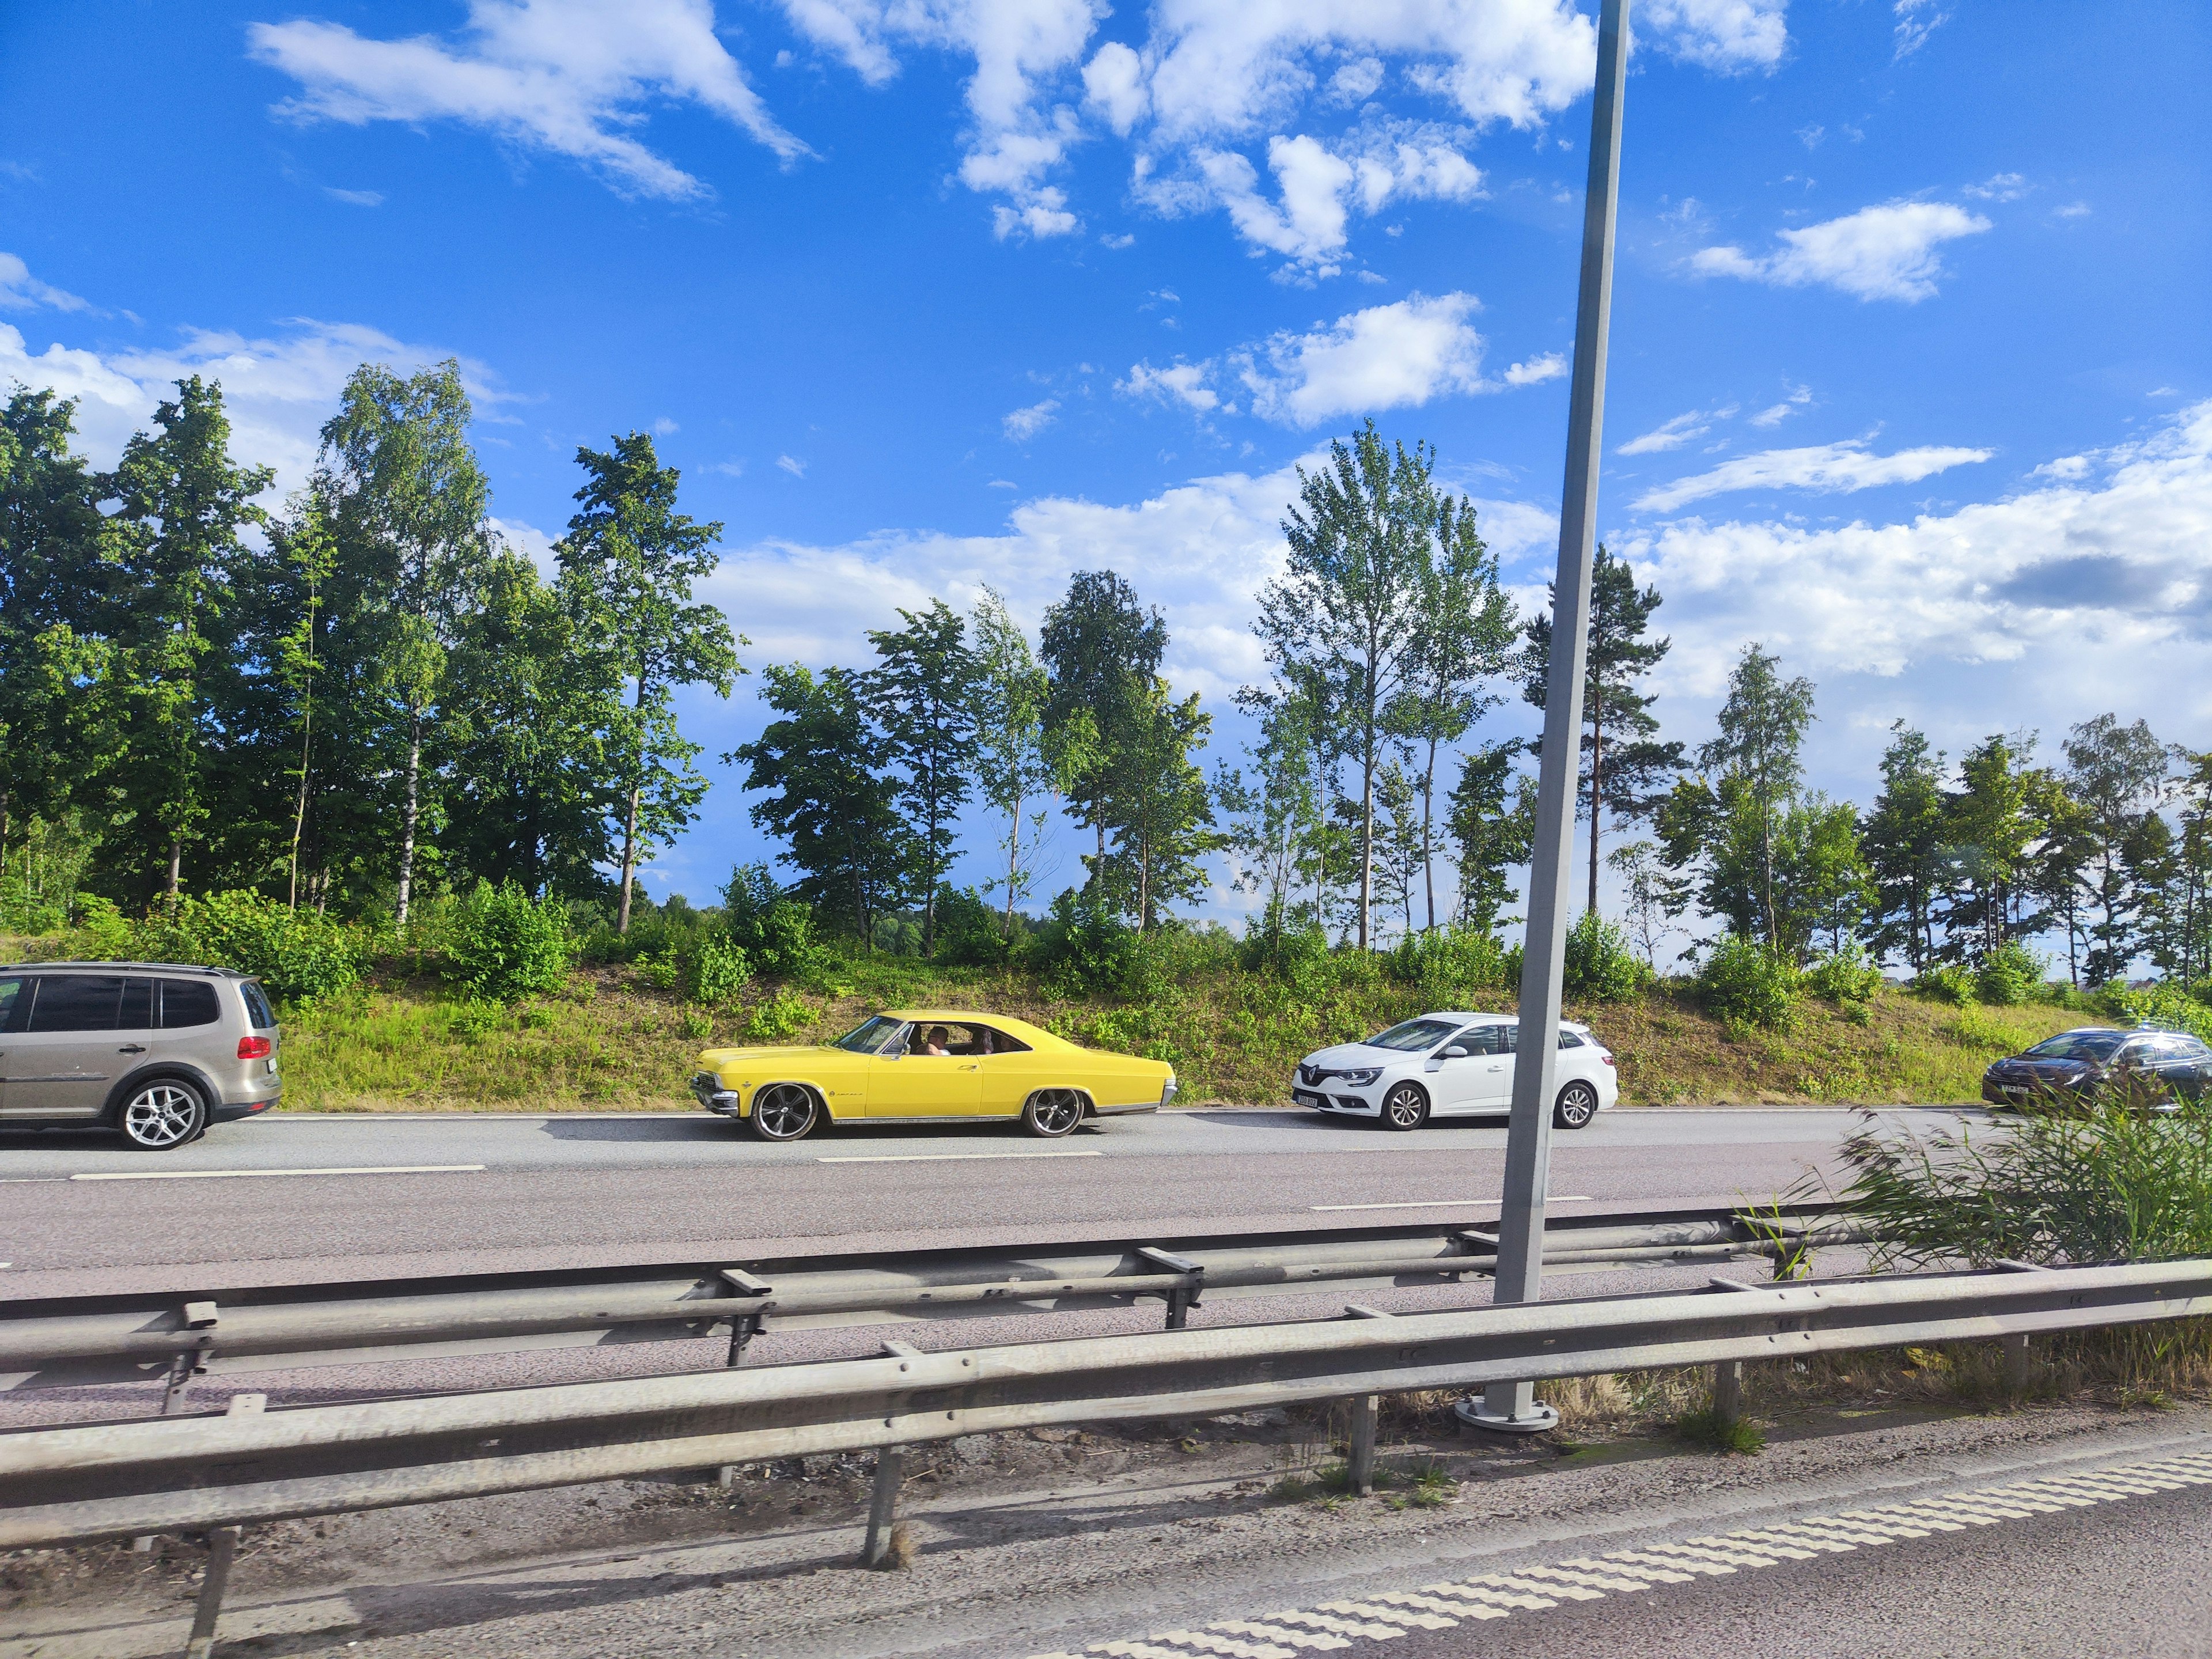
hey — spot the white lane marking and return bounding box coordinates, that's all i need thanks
[1039,1448,2212,1659]
[818,1149,1105,1164]
[70,1164,486,1181]
[1309,1196,1589,1211]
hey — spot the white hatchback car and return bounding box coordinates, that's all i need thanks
[1290,1010,1618,1131]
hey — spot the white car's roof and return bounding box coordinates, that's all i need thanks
[1414,1010,1590,1029]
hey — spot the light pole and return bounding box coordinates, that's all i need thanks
[1456,0,1632,1435]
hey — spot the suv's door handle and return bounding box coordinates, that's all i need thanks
[117,1044,147,1054]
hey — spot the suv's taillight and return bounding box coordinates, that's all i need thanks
[238,1036,272,1060]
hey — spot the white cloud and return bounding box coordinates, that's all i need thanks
[322,186,385,207]
[2033,455,2090,482]
[2054,201,2092,220]
[1164,127,1482,267]
[777,453,806,476]
[1963,172,2029,203]
[1748,383,1813,427]
[0,316,490,497]
[248,0,805,202]
[1691,200,1993,302]
[1240,291,1487,427]
[1633,437,1994,513]
[1502,351,1566,387]
[1891,0,1951,59]
[1637,0,1789,73]
[1119,359,1221,414]
[1081,39,1147,135]
[1618,408,1712,454]
[0,253,90,313]
[1002,397,1060,440]
[653,416,680,435]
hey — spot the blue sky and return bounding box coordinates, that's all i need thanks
[3,1,2207,944]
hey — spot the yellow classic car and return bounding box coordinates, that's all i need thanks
[689,1010,1179,1141]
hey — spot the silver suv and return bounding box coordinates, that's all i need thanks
[0,963,282,1150]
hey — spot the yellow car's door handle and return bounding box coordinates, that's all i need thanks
[960,1063,980,1071]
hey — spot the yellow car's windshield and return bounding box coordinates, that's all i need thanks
[830,1014,907,1054]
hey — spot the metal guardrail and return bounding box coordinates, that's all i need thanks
[0,1203,1866,1399]
[3,1255,2207,1553]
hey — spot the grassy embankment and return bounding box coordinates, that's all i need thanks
[249,955,2082,1113]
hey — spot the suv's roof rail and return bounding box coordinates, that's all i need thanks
[0,960,243,976]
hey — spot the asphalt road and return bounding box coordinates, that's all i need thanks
[0,1105,1959,1284]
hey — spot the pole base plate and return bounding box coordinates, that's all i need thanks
[1453,1396,1560,1435]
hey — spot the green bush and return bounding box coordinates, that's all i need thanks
[1385,926,1512,1001]
[446,882,577,1004]
[934,884,1020,967]
[1035,887,1146,998]
[681,934,751,1004]
[58,889,367,1003]
[1804,942,1883,1006]
[723,863,831,980]
[740,988,817,1043]
[1975,941,2045,1006]
[1562,911,1650,1003]
[1696,934,1798,1029]
[1912,963,1977,1006]
[2112,982,2212,1045]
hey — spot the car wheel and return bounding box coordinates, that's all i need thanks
[1022,1088,1086,1138]
[1380,1082,1429,1131]
[119,1080,207,1150]
[1553,1080,1599,1131]
[750,1084,819,1142]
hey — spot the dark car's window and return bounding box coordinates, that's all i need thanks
[27,975,125,1031]
[157,979,221,1029]
[2024,1029,2126,1061]
[1366,1018,1461,1052]
[240,980,276,1031]
[0,976,28,1034]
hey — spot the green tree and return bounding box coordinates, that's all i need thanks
[968,586,1055,942]
[2062,713,2169,984]
[1448,740,1532,934]
[1521,544,1685,914]
[1394,495,1518,930]
[1040,569,1165,877]
[1255,421,1438,950]
[863,598,977,955]
[98,376,272,905]
[1942,732,2048,963]
[1606,839,1668,969]
[1861,721,1949,972]
[1691,643,1816,949]
[1215,691,1327,934]
[554,433,741,933]
[1093,677,1222,932]
[732,664,907,940]
[314,361,495,925]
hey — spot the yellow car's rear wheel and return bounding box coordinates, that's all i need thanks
[751,1083,819,1141]
[1022,1088,1086,1138]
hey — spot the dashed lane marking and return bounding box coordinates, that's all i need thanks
[1308,1198,1589,1211]
[70,1164,486,1181]
[1025,1445,2212,1659]
[817,1150,1105,1164]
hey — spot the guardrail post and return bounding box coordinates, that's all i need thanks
[1711,1360,1744,1428]
[861,1448,903,1567]
[181,1524,240,1659]
[2002,1331,2033,1395]
[1347,1395,1378,1497]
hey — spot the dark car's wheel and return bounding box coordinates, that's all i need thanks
[1552,1080,1599,1131]
[1022,1088,1086,1138]
[750,1084,819,1142]
[1380,1081,1430,1131]
[119,1080,207,1150]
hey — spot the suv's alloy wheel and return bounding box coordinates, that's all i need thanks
[750,1083,819,1141]
[121,1081,206,1150]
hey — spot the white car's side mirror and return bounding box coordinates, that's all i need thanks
[1440,1045,1470,1059]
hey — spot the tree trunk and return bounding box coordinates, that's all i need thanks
[1003,801,1020,943]
[616,783,642,934]
[1421,737,1438,933]
[289,701,313,911]
[396,707,423,927]
[1586,694,1604,916]
[1358,727,1376,953]
[165,837,182,907]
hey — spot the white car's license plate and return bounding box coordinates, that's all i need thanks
[1294,1089,1330,1108]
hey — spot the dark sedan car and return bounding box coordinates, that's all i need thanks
[1982,1026,2212,1109]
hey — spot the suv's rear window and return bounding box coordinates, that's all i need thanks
[157,979,221,1028]
[240,980,275,1030]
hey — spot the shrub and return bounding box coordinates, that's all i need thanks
[1804,942,1883,1006]
[58,889,367,1003]
[1912,963,1976,1006]
[723,863,830,980]
[1562,911,1650,1003]
[1034,887,1145,998]
[2112,982,2212,1046]
[1975,940,2045,1006]
[1385,926,1512,1001]
[934,884,1018,967]
[1696,934,1798,1029]
[446,882,577,1003]
[740,988,817,1043]
[681,934,751,1005]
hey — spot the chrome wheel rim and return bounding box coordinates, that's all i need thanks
[1557,1084,1596,1128]
[123,1085,199,1147]
[754,1085,815,1139]
[1029,1089,1084,1135]
[1384,1086,1425,1128]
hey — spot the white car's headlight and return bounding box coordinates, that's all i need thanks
[1338,1067,1382,1086]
